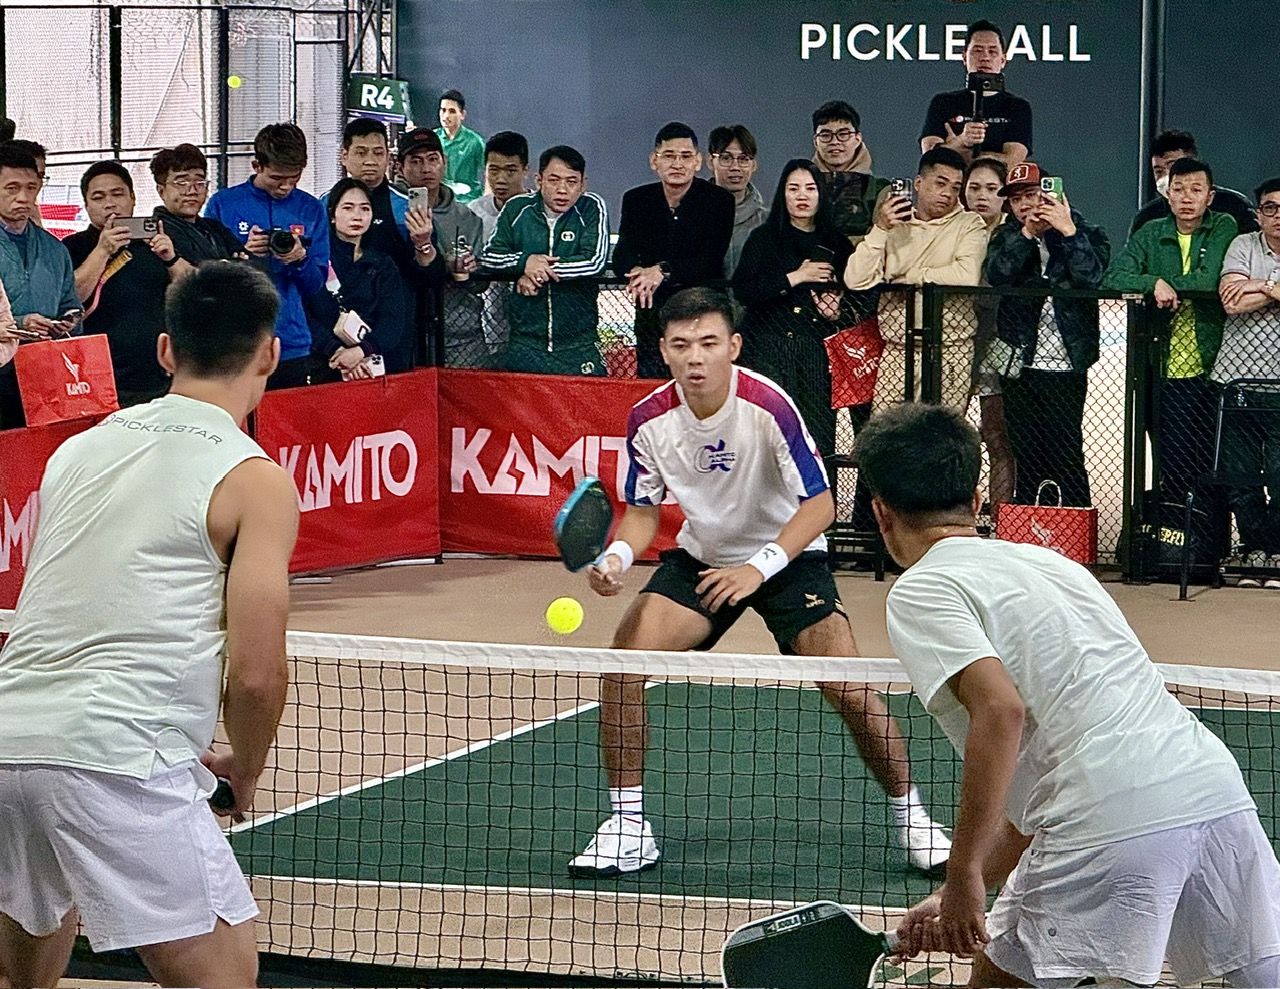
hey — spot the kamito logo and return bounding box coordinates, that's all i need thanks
[1,491,39,575]
[276,430,418,512]
[63,353,91,396]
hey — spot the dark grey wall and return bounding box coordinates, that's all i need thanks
[1163,0,1276,203]
[398,0,1144,242]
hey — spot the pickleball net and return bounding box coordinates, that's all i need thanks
[1,613,1279,987]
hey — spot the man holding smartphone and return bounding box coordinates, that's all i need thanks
[0,144,78,429]
[64,161,184,407]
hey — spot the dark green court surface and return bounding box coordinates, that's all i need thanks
[232,686,961,906]
[230,686,1279,908]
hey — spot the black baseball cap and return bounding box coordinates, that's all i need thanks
[398,128,443,158]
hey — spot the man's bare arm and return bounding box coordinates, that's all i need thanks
[207,458,299,817]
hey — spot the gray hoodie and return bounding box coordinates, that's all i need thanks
[725,182,768,278]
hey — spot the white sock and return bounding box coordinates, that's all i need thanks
[610,786,644,821]
[889,785,924,827]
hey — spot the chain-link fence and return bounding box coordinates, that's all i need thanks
[1125,289,1280,589]
[3,2,346,229]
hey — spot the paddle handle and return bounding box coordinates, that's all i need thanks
[210,776,236,811]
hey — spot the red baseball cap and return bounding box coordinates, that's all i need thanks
[999,161,1044,197]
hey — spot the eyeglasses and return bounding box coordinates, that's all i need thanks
[815,128,857,144]
[167,178,209,191]
[1258,203,1280,218]
[713,153,755,166]
[656,151,698,164]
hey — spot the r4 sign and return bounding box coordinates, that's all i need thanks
[360,83,396,110]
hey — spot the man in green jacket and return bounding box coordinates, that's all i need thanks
[1104,156,1238,556]
[479,145,609,376]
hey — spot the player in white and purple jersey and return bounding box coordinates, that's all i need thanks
[567,287,951,878]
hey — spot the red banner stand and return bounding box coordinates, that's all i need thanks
[255,369,442,573]
[0,418,96,609]
[437,368,683,559]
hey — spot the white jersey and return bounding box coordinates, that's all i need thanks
[887,536,1255,852]
[625,366,829,567]
[0,394,269,779]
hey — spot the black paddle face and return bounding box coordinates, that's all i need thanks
[555,479,614,572]
[722,902,890,989]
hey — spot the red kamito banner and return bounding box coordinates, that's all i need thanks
[255,368,441,573]
[437,368,683,558]
[0,418,96,609]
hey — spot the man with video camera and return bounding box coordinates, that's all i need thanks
[920,20,1032,169]
[206,123,329,389]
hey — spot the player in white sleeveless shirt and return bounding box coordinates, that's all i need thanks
[567,288,951,878]
[857,403,1280,987]
[0,263,299,989]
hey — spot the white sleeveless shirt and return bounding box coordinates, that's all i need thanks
[0,394,269,778]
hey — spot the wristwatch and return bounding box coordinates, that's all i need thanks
[657,261,672,280]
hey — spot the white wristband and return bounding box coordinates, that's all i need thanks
[746,542,788,582]
[601,540,635,573]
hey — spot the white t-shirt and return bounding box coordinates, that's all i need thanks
[886,536,1254,852]
[0,394,268,779]
[625,366,829,567]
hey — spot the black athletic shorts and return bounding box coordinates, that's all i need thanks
[640,548,846,652]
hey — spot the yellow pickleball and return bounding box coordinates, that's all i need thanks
[227,75,242,89]
[546,596,584,635]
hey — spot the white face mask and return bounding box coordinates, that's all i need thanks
[1156,174,1171,197]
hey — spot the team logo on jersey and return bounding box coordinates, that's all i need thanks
[804,593,825,609]
[238,220,250,235]
[560,230,576,242]
[695,439,736,473]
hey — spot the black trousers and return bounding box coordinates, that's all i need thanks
[266,355,313,391]
[1156,375,1230,557]
[634,308,666,380]
[1004,369,1091,507]
[1223,388,1280,555]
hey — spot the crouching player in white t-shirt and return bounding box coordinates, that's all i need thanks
[569,287,951,878]
[858,402,1280,988]
[0,263,299,989]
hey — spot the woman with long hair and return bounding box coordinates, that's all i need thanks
[732,158,874,457]
[962,156,1015,514]
[309,177,409,380]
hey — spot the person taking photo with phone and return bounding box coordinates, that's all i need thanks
[64,161,184,407]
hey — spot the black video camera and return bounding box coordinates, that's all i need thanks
[267,228,311,256]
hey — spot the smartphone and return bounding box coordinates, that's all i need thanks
[1041,176,1065,204]
[115,216,159,239]
[810,245,836,264]
[51,309,85,337]
[408,187,430,212]
[889,177,915,210]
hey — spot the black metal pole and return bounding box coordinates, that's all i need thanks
[216,4,230,189]
[109,6,123,157]
[0,8,8,119]
[1137,0,1166,208]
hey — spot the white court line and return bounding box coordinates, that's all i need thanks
[229,695,603,834]
[248,873,908,914]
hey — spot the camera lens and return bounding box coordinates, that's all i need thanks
[269,229,297,255]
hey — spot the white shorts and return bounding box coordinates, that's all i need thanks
[0,761,258,952]
[985,810,1280,987]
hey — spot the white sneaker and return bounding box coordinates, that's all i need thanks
[898,806,951,873]
[568,814,660,877]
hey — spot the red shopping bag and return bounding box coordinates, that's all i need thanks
[824,317,884,408]
[13,335,119,426]
[996,481,1098,565]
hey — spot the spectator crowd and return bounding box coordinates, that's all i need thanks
[1,19,1278,581]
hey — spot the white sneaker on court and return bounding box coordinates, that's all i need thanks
[898,805,951,872]
[568,814,660,877]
